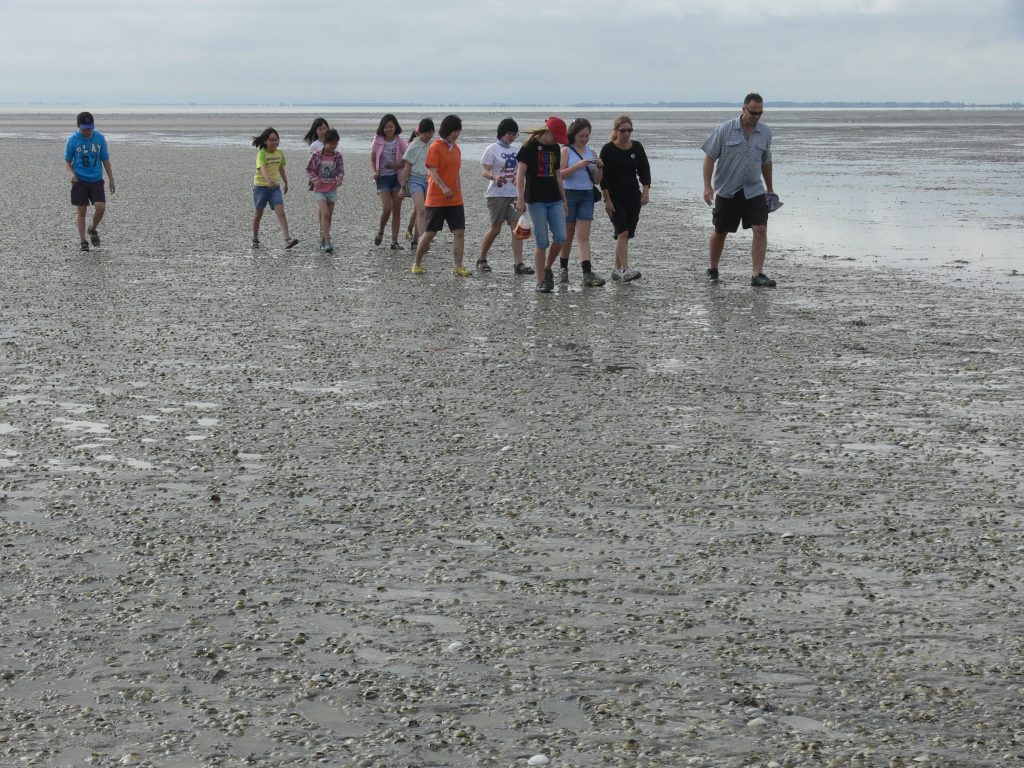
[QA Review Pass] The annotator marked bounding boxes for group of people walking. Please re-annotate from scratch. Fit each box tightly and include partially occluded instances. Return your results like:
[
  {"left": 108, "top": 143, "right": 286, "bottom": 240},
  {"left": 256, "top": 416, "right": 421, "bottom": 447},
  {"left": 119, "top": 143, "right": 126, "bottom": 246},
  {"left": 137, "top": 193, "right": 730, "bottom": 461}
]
[{"left": 63, "top": 94, "right": 779, "bottom": 289}]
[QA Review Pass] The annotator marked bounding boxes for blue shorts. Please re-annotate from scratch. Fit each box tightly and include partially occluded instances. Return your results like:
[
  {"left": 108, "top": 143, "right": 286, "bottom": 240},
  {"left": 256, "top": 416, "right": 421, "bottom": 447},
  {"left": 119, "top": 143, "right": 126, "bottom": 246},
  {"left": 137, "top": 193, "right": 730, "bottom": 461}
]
[
  {"left": 527, "top": 200, "right": 566, "bottom": 250},
  {"left": 407, "top": 175, "right": 428, "bottom": 196},
  {"left": 313, "top": 190, "right": 338, "bottom": 203},
  {"left": 566, "top": 188, "right": 595, "bottom": 223},
  {"left": 376, "top": 174, "right": 401, "bottom": 193},
  {"left": 253, "top": 185, "right": 284, "bottom": 210}
]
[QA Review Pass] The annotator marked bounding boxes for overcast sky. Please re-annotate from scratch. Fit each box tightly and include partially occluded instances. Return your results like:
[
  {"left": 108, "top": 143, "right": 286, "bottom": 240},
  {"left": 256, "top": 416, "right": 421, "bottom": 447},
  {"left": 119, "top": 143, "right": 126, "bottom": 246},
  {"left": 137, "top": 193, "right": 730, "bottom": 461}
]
[{"left": 3, "top": 0, "right": 1021, "bottom": 105}]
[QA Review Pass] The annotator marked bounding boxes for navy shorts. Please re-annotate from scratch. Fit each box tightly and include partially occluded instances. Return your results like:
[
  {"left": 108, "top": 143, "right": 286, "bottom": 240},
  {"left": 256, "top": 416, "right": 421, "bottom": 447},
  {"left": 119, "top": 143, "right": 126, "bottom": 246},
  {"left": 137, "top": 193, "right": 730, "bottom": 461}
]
[
  {"left": 425, "top": 205, "right": 466, "bottom": 233},
  {"left": 253, "top": 185, "right": 284, "bottom": 210},
  {"left": 71, "top": 180, "right": 105, "bottom": 206},
  {"left": 713, "top": 190, "right": 768, "bottom": 233}
]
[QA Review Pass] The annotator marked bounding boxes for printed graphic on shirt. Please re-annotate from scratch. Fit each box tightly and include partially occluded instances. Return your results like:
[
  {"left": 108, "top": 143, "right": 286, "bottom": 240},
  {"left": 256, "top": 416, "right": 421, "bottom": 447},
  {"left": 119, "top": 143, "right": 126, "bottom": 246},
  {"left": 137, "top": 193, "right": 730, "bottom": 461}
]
[
  {"left": 533, "top": 146, "right": 557, "bottom": 178},
  {"left": 498, "top": 150, "right": 517, "bottom": 182}
]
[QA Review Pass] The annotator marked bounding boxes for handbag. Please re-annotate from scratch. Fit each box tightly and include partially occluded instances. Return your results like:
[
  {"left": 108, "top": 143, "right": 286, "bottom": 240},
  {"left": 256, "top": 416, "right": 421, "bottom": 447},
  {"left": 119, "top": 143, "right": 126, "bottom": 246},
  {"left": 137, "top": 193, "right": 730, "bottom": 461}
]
[{"left": 569, "top": 146, "right": 602, "bottom": 203}]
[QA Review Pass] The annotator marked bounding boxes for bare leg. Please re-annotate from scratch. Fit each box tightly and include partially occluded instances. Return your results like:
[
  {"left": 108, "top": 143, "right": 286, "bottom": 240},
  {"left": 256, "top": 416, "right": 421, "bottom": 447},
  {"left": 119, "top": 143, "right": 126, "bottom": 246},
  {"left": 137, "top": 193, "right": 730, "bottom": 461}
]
[
  {"left": 479, "top": 222, "right": 502, "bottom": 262},
  {"left": 510, "top": 228, "right": 524, "bottom": 266},
  {"left": 545, "top": 242, "right": 561, "bottom": 271},
  {"left": 414, "top": 230, "right": 437, "bottom": 266},
  {"left": 453, "top": 229, "right": 465, "bottom": 270},
  {"left": 91, "top": 201, "right": 106, "bottom": 231},
  {"left": 751, "top": 224, "right": 767, "bottom": 276},
  {"left": 564, "top": 222, "right": 576, "bottom": 263},
  {"left": 390, "top": 191, "right": 404, "bottom": 245},
  {"left": 615, "top": 232, "right": 629, "bottom": 271},
  {"left": 76, "top": 206, "right": 88, "bottom": 241},
  {"left": 575, "top": 219, "right": 592, "bottom": 264},
  {"left": 252, "top": 208, "right": 264, "bottom": 239},
  {"left": 413, "top": 193, "right": 426, "bottom": 240},
  {"left": 378, "top": 193, "right": 393, "bottom": 238},
  {"left": 272, "top": 204, "right": 291, "bottom": 241},
  {"left": 709, "top": 230, "right": 727, "bottom": 270}
]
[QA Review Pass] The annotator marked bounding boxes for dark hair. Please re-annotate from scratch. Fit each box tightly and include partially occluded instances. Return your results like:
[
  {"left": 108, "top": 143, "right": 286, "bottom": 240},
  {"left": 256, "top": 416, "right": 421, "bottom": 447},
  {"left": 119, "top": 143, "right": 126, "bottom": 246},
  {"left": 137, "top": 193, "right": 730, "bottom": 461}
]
[
  {"left": 566, "top": 118, "right": 592, "bottom": 144},
  {"left": 417, "top": 117, "right": 435, "bottom": 134},
  {"left": 76, "top": 111, "right": 94, "bottom": 126},
  {"left": 744, "top": 93, "right": 764, "bottom": 106},
  {"left": 323, "top": 129, "right": 340, "bottom": 144},
  {"left": 496, "top": 117, "right": 518, "bottom": 138},
  {"left": 376, "top": 114, "right": 402, "bottom": 136},
  {"left": 438, "top": 114, "right": 462, "bottom": 139},
  {"left": 304, "top": 117, "right": 329, "bottom": 145},
  {"left": 251, "top": 127, "right": 279, "bottom": 149}
]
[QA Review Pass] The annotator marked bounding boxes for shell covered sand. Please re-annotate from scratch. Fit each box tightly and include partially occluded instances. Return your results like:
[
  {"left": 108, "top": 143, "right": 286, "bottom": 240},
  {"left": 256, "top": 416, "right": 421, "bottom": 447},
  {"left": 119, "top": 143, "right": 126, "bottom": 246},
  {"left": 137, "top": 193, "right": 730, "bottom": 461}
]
[{"left": 1, "top": 117, "right": 1023, "bottom": 767}]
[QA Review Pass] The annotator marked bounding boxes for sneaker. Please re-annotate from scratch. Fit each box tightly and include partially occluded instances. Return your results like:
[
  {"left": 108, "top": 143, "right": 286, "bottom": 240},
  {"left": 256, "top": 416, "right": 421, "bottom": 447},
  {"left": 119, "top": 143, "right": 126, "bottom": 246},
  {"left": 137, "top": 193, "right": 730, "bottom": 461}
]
[
  {"left": 751, "top": 273, "right": 777, "bottom": 287},
  {"left": 582, "top": 272, "right": 606, "bottom": 287},
  {"left": 324, "top": 244, "right": 334, "bottom": 253},
  {"left": 80, "top": 240, "right": 90, "bottom": 252},
  {"left": 622, "top": 267, "right": 642, "bottom": 282},
  {"left": 514, "top": 263, "right": 535, "bottom": 276},
  {"left": 453, "top": 266, "right": 473, "bottom": 277},
  {"left": 535, "top": 281, "right": 552, "bottom": 293},
  {"left": 610, "top": 269, "right": 624, "bottom": 281},
  {"left": 390, "top": 242, "right": 404, "bottom": 251},
  {"left": 285, "top": 238, "right": 299, "bottom": 249},
  {"left": 542, "top": 269, "right": 555, "bottom": 292},
  {"left": 476, "top": 260, "right": 492, "bottom": 273},
  {"left": 706, "top": 268, "right": 720, "bottom": 281},
  {"left": 251, "top": 237, "right": 260, "bottom": 249},
  {"left": 374, "top": 230, "right": 384, "bottom": 246},
  {"left": 558, "top": 267, "right": 569, "bottom": 284},
  {"left": 88, "top": 227, "right": 101, "bottom": 246},
  {"left": 411, "top": 263, "right": 426, "bottom": 274}
]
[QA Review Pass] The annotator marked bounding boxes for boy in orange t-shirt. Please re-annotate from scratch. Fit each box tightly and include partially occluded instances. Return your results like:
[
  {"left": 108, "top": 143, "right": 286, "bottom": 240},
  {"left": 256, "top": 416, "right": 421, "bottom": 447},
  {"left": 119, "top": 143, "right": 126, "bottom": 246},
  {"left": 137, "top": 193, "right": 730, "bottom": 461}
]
[{"left": 412, "top": 115, "right": 470, "bottom": 276}]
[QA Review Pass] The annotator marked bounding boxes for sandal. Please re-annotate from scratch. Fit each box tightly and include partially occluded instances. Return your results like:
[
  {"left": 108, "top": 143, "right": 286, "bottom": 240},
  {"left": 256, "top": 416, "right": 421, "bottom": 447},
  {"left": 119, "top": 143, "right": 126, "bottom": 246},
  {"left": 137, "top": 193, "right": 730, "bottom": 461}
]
[
  {"left": 88, "top": 227, "right": 101, "bottom": 246},
  {"left": 285, "top": 238, "right": 299, "bottom": 249},
  {"left": 374, "top": 229, "right": 384, "bottom": 246},
  {"left": 390, "top": 242, "right": 404, "bottom": 250},
  {"left": 475, "top": 260, "right": 492, "bottom": 273}
]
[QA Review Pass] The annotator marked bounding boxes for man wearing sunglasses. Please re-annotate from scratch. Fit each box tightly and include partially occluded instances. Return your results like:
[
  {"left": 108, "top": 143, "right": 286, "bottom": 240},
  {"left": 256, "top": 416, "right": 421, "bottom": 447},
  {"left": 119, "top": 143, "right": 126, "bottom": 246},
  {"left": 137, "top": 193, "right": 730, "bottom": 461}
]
[{"left": 702, "top": 93, "right": 777, "bottom": 287}]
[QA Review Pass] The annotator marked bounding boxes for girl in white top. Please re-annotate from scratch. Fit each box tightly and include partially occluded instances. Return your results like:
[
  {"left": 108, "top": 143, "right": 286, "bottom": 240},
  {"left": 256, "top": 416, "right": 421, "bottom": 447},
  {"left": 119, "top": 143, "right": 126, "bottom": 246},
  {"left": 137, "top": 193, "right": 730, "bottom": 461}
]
[
  {"left": 399, "top": 118, "right": 435, "bottom": 248},
  {"left": 559, "top": 118, "right": 605, "bottom": 287}
]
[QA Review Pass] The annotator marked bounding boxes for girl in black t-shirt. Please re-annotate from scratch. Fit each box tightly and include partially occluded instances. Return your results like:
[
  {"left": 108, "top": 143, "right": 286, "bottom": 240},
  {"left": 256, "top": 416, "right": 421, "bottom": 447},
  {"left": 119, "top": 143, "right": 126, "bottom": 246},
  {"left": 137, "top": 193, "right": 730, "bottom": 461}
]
[{"left": 515, "top": 117, "right": 569, "bottom": 293}]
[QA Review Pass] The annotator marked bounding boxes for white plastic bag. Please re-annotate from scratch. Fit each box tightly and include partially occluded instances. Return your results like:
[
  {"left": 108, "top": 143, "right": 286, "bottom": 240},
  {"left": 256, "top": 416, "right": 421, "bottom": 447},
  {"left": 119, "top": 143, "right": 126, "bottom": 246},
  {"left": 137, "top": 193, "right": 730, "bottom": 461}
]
[{"left": 512, "top": 209, "right": 533, "bottom": 240}]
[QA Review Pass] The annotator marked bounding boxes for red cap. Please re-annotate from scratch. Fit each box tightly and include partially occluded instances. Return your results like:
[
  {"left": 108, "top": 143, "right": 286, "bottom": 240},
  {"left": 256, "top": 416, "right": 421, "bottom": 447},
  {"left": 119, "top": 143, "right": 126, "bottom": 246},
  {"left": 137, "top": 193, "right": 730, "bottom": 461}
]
[{"left": 545, "top": 116, "right": 569, "bottom": 145}]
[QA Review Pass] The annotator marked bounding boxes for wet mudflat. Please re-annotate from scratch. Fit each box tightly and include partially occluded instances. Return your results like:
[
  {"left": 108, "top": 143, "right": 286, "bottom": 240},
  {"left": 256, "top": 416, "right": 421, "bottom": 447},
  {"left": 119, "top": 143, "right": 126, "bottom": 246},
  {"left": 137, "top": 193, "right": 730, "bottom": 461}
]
[{"left": 1, "top": 124, "right": 1023, "bottom": 767}]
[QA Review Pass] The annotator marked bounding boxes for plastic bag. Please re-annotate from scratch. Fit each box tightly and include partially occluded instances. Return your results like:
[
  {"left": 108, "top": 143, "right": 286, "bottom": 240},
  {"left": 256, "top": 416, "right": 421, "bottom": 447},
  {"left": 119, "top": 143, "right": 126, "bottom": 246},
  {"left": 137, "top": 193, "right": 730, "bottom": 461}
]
[{"left": 512, "top": 209, "right": 533, "bottom": 240}]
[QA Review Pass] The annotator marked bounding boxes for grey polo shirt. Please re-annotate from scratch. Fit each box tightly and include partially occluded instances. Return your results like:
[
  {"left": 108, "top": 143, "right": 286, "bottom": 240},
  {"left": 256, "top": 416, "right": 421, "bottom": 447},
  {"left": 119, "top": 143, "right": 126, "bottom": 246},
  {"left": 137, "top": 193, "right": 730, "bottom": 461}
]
[{"left": 702, "top": 116, "right": 772, "bottom": 199}]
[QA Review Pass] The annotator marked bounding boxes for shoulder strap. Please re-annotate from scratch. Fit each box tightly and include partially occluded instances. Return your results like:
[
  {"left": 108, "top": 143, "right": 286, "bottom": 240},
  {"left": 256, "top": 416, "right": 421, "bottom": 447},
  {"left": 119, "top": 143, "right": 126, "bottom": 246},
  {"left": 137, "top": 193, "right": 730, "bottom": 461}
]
[{"left": 568, "top": 145, "right": 595, "bottom": 182}]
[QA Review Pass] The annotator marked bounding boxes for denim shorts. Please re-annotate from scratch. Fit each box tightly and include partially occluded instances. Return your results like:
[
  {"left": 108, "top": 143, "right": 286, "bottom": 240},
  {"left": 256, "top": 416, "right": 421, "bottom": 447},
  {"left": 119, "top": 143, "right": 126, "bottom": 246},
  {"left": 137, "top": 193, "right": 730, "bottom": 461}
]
[
  {"left": 253, "top": 185, "right": 284, "bottom": 210},
  {"left": 527, "top": 200, "right": 566, "bottom": 250},
  {"left": 313, "top": 190, "right": 338, "bottom": 203},
  {"left": 566, "top": 188, "right": 595, "bottom": 223},
  {"left": 376, "top": 174, "right": 401, "bottom": 193},
  {"left": 406, "top": 175, "right": 428, "bottom": 196}
]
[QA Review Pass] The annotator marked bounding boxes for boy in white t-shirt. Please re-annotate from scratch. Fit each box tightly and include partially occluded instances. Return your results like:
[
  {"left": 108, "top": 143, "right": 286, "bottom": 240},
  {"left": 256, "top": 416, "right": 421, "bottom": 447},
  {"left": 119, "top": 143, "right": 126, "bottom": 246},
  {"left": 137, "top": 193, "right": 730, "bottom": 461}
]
[{"left": 478, "top": 118, "right": 532, "bottom": 275}]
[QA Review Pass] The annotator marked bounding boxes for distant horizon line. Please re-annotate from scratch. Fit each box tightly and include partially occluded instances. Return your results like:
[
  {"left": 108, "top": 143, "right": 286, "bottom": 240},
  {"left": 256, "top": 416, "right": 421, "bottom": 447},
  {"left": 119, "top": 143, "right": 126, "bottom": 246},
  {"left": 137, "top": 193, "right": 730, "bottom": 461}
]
[{"left": 2, "top": 100, "right": 1021, "bottom": 110}]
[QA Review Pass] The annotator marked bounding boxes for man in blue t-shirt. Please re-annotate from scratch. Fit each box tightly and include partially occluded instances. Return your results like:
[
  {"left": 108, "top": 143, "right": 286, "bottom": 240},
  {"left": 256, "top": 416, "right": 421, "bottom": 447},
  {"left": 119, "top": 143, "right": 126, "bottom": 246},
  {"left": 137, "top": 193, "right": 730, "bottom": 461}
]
[{"left": 64, "top": 111, "right": 116, "bottom": 252}]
